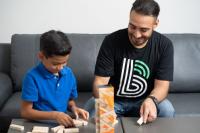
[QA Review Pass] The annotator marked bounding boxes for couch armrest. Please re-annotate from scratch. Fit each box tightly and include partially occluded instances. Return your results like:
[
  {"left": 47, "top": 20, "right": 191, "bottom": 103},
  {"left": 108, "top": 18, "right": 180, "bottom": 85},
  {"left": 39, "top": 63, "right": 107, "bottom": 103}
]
[
  {"left": 0, "top": 43, "right": 11, "bottom": 75},
  {"left": 0, "top": 72, "right": 12, "bottom": 109}
]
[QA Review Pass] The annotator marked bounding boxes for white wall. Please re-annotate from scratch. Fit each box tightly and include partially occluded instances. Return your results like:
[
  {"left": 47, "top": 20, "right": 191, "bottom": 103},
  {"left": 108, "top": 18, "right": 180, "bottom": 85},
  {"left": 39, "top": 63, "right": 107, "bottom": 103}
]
[{"left": 0, "top": 0, "right": 200, "bottom": 43}]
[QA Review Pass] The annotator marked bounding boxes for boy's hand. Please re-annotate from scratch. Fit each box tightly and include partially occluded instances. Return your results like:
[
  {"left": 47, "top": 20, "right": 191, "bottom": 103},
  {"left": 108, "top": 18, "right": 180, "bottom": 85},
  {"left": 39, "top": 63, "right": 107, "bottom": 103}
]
[
  {"left": 54, "top": 112, "right": 75, "bottom": 127},
  {"left": 71, "top": 106, "right": 89, "bottom": 120}
]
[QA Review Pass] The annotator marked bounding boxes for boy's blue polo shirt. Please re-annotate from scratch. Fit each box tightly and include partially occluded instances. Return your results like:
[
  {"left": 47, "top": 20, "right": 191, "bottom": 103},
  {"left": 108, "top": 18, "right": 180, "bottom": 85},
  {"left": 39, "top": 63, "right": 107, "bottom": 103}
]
[{"left": 21, "top": 62, "right": 78, "bottom": 112}]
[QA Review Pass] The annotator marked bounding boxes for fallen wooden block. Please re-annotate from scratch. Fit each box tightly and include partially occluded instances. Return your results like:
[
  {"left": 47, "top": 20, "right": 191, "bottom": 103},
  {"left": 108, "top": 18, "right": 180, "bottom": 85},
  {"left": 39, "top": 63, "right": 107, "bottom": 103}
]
[
  {"left": 57, "top": 127, "right": 64, "bottom": 133},
  {"left": 32, "top": 126, "right": 49, "bottom": 133},
  {"left": 51, "top": 125, "right": 65, "bottom": 133},
  {"left": 64, "top": 127, "right": 79, "bottom": 133},
  {"left": 10, "top": 124, "right": 24, "bottom": 131},
  {"left": 137, "top": 116, "right": 143, "bottom": 126}
]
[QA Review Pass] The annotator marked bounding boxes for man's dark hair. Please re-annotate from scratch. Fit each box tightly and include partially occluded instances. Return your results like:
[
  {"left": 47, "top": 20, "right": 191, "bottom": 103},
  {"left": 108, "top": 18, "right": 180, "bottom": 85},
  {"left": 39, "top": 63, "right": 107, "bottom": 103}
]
[
  {"left": 40, "top": 30, "right": 72, "bottom": 58},
  {"left": 131, "top": 0, "right": 160, "bottom": 18}
]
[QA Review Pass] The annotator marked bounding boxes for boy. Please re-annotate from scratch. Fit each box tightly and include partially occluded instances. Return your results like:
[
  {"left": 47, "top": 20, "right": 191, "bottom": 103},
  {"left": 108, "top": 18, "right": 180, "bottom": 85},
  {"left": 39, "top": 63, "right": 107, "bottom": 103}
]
[{"left": 21, "top": 30, "right": 89, "bottom": 127}]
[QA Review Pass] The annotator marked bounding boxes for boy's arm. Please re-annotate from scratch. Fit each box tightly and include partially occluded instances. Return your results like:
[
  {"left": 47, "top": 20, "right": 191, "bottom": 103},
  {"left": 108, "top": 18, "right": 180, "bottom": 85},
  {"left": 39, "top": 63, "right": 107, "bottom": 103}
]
[
  {"left": 21, "top": 101, "right": 56, "bottom": 120},
  {"left": 68, "top": 99, "right": 78, "bottom": 118},
  {"left": 68, "top": 99, "right": 77, "bottom": 111},
  {"left": 68, "top": 99, "right": 89, "bottom": 120},
  {"left": 20, "top": 101, "right": 74, "bottom": 127}
]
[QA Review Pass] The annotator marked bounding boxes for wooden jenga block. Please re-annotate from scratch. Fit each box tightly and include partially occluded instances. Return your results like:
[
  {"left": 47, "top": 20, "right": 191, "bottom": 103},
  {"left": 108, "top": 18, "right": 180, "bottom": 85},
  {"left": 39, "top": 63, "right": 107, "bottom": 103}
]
[
  {"left": 64, "top": 127, "right": 79, "bottom": 133},
  {"left": 73, "top": 119, "right": 88, "bottom": 127},
  {"left": 57, "top": 127, "right": 64, "bottom": 133},
  {"left": 137, "top": 116, "right": 143, "bottom": 125},
  {"left": 32, "top": 126, "right": 49, "bottom": 133},
  {"left": 95, "top": 98, "right": 100, "bottom": 133},
  {"left": 51, "top": 125, "right": 65, "bottom": 133},
  {"left": 10, "top": 124, "right": 24, "bottom": 131}
]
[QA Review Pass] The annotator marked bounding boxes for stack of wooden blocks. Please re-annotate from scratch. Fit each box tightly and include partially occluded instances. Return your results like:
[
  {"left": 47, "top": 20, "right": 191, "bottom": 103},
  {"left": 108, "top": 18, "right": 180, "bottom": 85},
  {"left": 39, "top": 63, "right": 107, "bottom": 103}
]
[{"left": 95, "top": 85, "right": 115, "bottom": 133}]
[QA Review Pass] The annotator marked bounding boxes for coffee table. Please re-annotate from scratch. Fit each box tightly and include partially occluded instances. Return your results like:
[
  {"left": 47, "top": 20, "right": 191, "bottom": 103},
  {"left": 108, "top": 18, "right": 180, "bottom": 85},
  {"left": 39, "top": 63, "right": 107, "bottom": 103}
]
[
  {"left": 7, "top": 118, "right": 123, "bottom": 133},
  {"left": 121, "top": 117, "right": 200, "bottom": 133}
]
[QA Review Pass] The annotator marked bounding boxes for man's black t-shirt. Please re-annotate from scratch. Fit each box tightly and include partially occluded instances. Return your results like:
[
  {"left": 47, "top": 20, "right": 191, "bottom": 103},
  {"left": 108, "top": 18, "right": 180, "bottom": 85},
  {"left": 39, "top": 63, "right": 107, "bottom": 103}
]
[{"left": 95, "top": 28, "right": 174, "bottom": 100}]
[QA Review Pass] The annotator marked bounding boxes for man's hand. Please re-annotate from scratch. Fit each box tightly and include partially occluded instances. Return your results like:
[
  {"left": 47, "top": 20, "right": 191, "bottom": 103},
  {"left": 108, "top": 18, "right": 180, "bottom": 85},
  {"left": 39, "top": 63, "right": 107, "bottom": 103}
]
[
  {"left": 71, "top": 106, "right": 89, "bottom": 120},
  {"left": 140, "top": 98, "right": 157, "bottom": 123},
  {"left": 54, "top": 112, "right": 75, "bottom": 127}
]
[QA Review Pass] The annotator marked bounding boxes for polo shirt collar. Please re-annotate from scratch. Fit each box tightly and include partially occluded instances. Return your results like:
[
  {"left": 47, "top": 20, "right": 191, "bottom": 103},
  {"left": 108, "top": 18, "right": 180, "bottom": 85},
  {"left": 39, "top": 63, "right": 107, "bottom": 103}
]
[{"left": 38, "top": 62, "right": 67, "bottom": 79}]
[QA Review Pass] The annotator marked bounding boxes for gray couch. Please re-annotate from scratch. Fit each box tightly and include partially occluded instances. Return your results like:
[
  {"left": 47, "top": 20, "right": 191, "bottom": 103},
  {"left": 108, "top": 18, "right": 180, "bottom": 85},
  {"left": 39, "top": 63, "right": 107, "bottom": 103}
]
[{"left": 0, "top": 33, "right": 200, "bottom": 119}]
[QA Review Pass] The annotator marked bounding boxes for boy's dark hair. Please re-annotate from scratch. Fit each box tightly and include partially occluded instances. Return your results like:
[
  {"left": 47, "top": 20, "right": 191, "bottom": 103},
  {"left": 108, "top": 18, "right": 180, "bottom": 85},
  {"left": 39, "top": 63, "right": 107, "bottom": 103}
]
[
  {"left": 40, "top": 30, "right": 72, "bottom": 58},
  {"left": 131, "top": 0, "right": 160, "bottom": 18}
]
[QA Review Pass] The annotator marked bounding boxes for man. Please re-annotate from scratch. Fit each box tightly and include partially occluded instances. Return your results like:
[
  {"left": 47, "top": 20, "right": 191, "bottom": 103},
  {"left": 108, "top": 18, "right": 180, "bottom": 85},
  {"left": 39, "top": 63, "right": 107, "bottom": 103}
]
[{"left": 85, "top": 0, "right": 175, "bottom": 123}]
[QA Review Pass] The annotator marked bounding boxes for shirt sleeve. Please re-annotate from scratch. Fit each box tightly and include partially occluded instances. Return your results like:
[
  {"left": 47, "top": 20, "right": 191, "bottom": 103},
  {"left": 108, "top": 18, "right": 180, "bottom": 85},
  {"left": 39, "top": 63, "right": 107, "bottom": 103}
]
[
  {"left": 95, "top": 35, "right": 115, "bottom": 77},
  {"left": 69, "top": 72, "right": 78, "bottom": 99},
  {"left": 21, "top": 73, "right": 38, "bottom": 102},
  {"left": 155, "top": 39, "right": 174, "bottom": 81}
]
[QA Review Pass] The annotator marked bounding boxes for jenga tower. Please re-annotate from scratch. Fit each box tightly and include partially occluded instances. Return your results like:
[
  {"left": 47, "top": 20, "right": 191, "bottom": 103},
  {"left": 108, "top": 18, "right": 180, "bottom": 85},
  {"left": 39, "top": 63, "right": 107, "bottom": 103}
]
[{"left": 95, "top": 85, "right": 115, "bottom": 133}]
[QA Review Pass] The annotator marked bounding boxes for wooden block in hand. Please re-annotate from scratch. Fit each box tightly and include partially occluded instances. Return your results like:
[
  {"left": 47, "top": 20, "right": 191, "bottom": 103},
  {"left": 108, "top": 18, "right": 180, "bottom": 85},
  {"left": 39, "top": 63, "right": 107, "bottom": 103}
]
[
  {"left": 73, "top": 119, "right": 88, "bottom": 127},
  {"left": 137, "top": 116, "right": 143, "bottom": 125}
]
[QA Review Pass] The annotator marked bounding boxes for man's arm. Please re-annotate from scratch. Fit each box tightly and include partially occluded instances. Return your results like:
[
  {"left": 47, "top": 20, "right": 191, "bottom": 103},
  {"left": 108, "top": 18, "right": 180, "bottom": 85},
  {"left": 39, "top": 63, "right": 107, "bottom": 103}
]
[
  {"left": 150, "top": 79, "right": 170, "bottom": 102},
  {"left": 92, "top": 76, "right": 110, "bottom": 98},
  {"left": 140, "top": 79, "right": 170, "bottom": 123},
  {"left": 20, "top": 101, "right": 74, "bottom": 127}
]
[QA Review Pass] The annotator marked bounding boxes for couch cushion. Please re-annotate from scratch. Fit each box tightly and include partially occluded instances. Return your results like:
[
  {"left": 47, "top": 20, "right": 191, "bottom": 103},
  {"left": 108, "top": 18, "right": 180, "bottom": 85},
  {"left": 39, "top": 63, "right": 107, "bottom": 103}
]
[
  {"left": 74, "top": 92, "right": 92, "bottom": 108},
  {"left": 168, "top": 93, "right": 200, "bottom": 116},
  {"left": 67, "top": 34, "right": 105, "bottom": 92},
  {"left": 0, "top": 92, "right": 21, "bottom": 118},
  {"left": 165, "top": 34, "right": 200, "bottom": 93},
  {"left": 11, "top": 34, "right": 105, "bottom": 92},
  {"left": 11, "top": 34, "right": 40, "bottom": 91},
  {"left": 12, "top": 33, "right": 200, "bottom": 93},
  {"left": 0, "top": 73, "right": 12, "bottom": 109}
]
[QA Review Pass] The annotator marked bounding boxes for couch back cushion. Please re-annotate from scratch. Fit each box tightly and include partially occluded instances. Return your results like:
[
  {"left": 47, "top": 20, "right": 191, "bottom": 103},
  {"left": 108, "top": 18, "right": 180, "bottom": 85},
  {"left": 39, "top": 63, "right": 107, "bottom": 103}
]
[
  {"left": 11, "top": 34, "right": 40, "bottom": 92},
  {"left": 165, "top": 34, "right": 200, "bottom": 93},
  {"left": 11, "top": 34, "right": 105, "bottom": 92},
  {"left": 11, "top": 33, "right": 200, "bottom": 93},
  {"left": 67, "top": 34, "right": 105, "bottom": 92}
]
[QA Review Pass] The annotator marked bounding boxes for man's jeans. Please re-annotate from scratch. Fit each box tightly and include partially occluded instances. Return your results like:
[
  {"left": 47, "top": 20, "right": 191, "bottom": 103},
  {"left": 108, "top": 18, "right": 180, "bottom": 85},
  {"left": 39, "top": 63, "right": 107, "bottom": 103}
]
[{"left": 84, "top": 97, "right": 175, "bottom": 118}]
